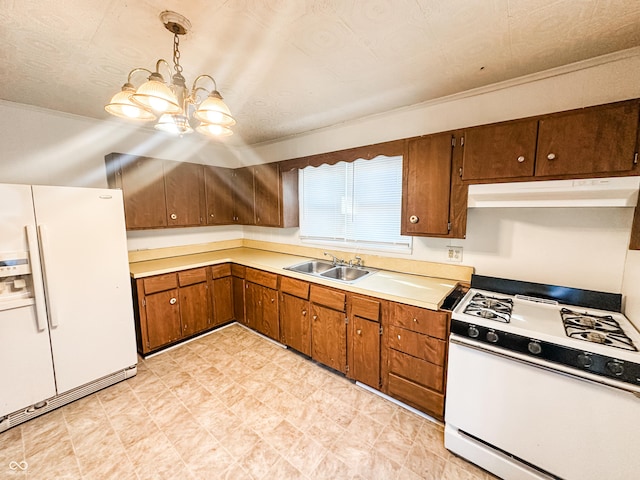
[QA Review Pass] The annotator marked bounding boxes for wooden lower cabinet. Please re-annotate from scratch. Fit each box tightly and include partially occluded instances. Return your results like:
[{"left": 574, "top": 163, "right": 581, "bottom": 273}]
[
  {"left": 279, "top": 277, "right": 311, "bottom": 355},
  {"left": 245, "top": 268, "right": 279, "bottom": 341},
  {"left": 383, "top": 302, "right": 450, "bottom": 420},
  {"left": 310, "top": 285, "right": 347, "bottom": 374},
  {"left": 347, "top": 294, "right": 383, "bottom": 389},
  {"left": 211, "top": 264, "right": 234, "bottom": 326},
  {"left": 134, "top": 267, "right": 217, "bottom": 355}
]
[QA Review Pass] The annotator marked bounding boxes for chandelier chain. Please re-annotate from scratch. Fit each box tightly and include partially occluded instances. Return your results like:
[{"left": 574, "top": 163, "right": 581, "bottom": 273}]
[{"left": 173, "top": 33, "right": 183, "bottom": 75}]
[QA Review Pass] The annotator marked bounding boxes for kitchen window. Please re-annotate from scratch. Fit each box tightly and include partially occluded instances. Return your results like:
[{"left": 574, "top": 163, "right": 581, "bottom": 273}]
[{"left": 299, "top": 155, "right": 411, "bottom": 252}]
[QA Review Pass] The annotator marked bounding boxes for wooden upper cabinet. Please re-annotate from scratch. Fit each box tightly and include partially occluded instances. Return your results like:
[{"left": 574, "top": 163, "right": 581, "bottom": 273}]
[
  {"left": 254, "top": 163, "right": 281, "bottom": 226},
  {"left": 204, "top": 166, "right": 234, "bottom": 225},
  {"left": 108, "top": 154, "right": 167, "bottom": 229},
  {"left": 535, "top": 101, "right": 640, "bottom": 177},
  {"left": 401, "top": 133, "right": 454, "bottom": 236},
  {"left": 232, "top": 167, "right": 255, "bottom": 224},
  {"left": 462, "top": 119, "right": 538, "bottom": 181},
  {"left": 164, "top": 161, "right": 204, "bottom": 227}
]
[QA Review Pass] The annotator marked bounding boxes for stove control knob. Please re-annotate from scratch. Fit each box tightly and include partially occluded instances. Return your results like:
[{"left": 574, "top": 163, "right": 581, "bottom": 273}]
[
  {"left": 577, "top": 353, "right": 592, "bottom": 368},
  {"left": 468, "top": 326, "right": 480, "bottom": 338},
  {"left": 486, "top": 331, "right": 499, "bottom": 343},
  {"left": 607, "top": 361, "right": 624, "bottom": 376},
  {"left": 527, "top": 341, "right": 542, "bottom": 355}
]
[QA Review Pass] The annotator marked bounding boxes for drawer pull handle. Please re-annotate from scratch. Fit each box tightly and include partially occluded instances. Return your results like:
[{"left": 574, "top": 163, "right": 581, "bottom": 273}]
[{"left": 169, "top": 298, "right": 177, "bottom": 305}]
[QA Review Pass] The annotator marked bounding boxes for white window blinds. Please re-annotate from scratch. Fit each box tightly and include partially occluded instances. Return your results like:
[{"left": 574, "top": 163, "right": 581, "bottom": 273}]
[{"left": 299, "top": 155, "right": 411, "bottom": 251}]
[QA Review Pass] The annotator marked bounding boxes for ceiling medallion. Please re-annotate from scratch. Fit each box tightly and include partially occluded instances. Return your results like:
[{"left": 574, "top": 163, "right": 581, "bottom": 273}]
[{"left": 105, "top": 10, "right": 235, "bottom": 138}]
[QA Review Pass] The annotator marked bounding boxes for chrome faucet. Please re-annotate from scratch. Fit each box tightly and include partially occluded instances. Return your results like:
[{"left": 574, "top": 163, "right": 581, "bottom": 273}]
[{"left": 324, "top": 252, "right": 343, "bottom": 265}]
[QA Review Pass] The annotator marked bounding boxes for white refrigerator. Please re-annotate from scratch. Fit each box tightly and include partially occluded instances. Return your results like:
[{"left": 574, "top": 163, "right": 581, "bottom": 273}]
[{"left": 0, "top": 184, "right": 137, "bottom": 431}]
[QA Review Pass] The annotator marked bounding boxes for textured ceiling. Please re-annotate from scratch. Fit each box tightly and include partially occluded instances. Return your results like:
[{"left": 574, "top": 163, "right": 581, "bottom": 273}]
[{"left": 1, "top": 0, "right": 640, "bottom": 146}]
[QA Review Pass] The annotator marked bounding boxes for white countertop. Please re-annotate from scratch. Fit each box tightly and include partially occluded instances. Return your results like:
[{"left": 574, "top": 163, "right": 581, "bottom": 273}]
[{"left": 129, "top": 247, "right": 459, "bottom": 311}]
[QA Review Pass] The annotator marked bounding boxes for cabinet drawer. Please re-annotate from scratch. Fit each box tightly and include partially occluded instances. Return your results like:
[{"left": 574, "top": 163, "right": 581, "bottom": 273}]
[
  {"left": 143, "top": 273, "right": 178, "bottom": 294},
  {"left": 245, "top": 268, "right": 278, "bottom": 289},
  {"left": 231, "top": 264, "right": 245, "bottom": 277},
  {"left": 178, "top": 268, "right": 207, "bottom": 287},
  {"left": 351, "top": 295, "right": 381, "bottom": 322},
  {"left": 310, "top": 285, "right": 346, "bottom": 312},
  {"left": 388, "top": 373, "right": 444, "bottom": 420},
  {"left": 388, "top": 325, "right": 446, "bottom": 366},
  {"left": 280, "top": 276, "right": 310, "bottom": 299},
  {"left": 391, "top": 303, "right": 448, "bottom": 339},
  {"left": 211, "top": 263, "right": 232, "bottom": 279},
  {"left": 388, "top": 349, "right": 444, "bottom": 393}
]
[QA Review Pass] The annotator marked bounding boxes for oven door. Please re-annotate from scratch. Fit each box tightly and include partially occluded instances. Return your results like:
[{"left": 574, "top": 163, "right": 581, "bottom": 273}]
[{"left": 445, "top": 335, "right": 640, "bottom": 480}]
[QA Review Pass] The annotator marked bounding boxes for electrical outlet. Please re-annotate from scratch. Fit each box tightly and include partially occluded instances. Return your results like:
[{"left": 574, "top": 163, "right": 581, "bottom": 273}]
[{"left": 447, "top": 246, "right": 463, "bottom": 262}]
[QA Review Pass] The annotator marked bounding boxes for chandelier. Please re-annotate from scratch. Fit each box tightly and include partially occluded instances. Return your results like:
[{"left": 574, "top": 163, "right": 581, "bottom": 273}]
[{"left": 105, "top": 11, "right": 235, "bottom": 138}]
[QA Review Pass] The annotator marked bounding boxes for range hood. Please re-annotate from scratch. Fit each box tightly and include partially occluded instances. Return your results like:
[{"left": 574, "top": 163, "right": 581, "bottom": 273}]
[{"left": 467, "top": 177, "right": 640, "bottom": 208}]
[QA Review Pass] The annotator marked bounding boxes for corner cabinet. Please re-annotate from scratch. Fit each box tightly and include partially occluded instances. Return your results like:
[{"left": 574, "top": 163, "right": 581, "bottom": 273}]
[
  {"left": 461, "top": 99, "right": 640, "bottom": 182},
  {"left": 401, "top": 132, "right": 467, "bottom": 238}
]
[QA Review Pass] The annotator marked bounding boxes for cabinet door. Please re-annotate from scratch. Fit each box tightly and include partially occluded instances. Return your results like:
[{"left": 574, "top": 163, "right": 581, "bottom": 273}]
[
  {"left": 280, "top": 293, "right": 311, "bottom": 355},
  {"left": 213, "top": 276, "right": 234, "bottom": 326},
  {"left": 259, "top": 287, "right": 279, "bottom": 341},
  {"left": 349, "top": 316, "right": 380, "bottom": 389},
  {"left": 232, "top": 276, "right": 245, "bottom": 324},
  {"left": 535, "top": 101, "right": 640, "bottom": 177},
  {"left": 119, "top": 155, "right": 167, "bottom": 229},
  {"left": 180, "top": 282, "right": 210, "bottom": 337},
  {"left": 144, "top": 289, "right": 181, "bottom": 350},
  {"left": 164, "top": 161, "right": 204, "bottom": 227},
  {"left": 402, "top": 133, "right": 453, "bottom": 236},
  {"left": 311, "top": 304, "right": 347, "bottom": 373},
  {"left": 204, "top": 166, "right": 235, "bottom": 225},
  {"left": 233, "top": 167, "right": 255, "bottom": 224},
  {"left": 462, "top": 119, "right": 537, "bottom": 180},
  {"left": 244, "top": 282, "right": 260, "bottom": 331},
  {"left": 254, "top": 163, "right": 281, "bottom": 226}
]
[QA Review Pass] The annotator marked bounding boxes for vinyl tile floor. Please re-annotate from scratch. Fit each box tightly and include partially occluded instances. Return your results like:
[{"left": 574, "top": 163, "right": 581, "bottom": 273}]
[{"left": 0, "top": 323, "right": 497, "bottom": 479}]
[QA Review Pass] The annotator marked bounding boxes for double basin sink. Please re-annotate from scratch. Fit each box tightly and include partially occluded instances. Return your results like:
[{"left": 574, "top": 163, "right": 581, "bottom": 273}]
[{"left": 284, "top": 260, "right": 376, "bottom": 284}]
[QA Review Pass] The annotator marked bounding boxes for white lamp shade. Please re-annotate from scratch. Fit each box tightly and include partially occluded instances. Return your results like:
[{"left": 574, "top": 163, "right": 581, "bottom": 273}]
[
  {"left": 105, "top": 89, "right": 156, "bottom": 121},
  {"left": 194, "top": 93, "right": 236, "bottom": 126},
  {"left": 155, "top": 113, "right": 194, "bottom": 136},
  {"left": 132, "top": 79, "right": 181, "bottom": 114},
  {"left": 196, "top": 122, "right": 233, "bottom": 138}
]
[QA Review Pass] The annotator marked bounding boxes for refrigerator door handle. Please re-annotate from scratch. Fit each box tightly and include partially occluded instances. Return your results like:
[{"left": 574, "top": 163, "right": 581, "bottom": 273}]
[
  {"left": 37, "top": 224, "right": 58, "bottom": 328},
  {"left": 25, "top": 225, "right": 48, "bottom": 332}
]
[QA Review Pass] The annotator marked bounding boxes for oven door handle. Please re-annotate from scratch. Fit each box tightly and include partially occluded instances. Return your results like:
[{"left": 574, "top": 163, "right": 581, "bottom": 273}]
[{"left": 450, "top": 334, "right": 640, "bottom": 397}]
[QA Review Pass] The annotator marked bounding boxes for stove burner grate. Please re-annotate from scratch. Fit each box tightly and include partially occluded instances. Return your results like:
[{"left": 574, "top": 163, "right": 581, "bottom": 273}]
[
  {"left": 463, "top": 293, "right": 513, "bottom": 323},
  {"left": 561, "top": 308, "right": 637, "bottom": 352}
]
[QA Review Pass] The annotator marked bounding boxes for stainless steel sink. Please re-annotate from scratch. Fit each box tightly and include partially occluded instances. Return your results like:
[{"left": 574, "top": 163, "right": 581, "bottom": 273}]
[
  {"left": 285, "top": 260, "right": 335, "bottom": 275},
  {"left": 284, "top": 260, "right": 375, "bottom": 284}
]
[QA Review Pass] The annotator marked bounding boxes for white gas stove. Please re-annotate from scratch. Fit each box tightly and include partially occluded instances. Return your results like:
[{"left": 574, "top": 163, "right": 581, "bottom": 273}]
[{"left": 445, "top": 275, "right": 640, "bottom": 480}]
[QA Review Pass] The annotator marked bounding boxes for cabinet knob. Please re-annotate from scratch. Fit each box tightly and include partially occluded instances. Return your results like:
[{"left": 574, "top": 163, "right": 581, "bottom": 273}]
[
  {"left": 356, "top": 329, "right": 362, "bottom": 335},
  {"left": 170, "top": 213, "right": 178, "bottom": 220},
  {"left": 169, "top": 297, "right": 177, "bottom": 305},
  {"left": 413, "top": 318, "right": 417, "bottom": 323},
  {"left": 271, "top": 298, "right": 275, "bottom": 303},
  {"left": 409, "top": 215, "right": 419, "bottom": 224},
  {"left": 397, "top": 334, "right": 401, "bottom": 340},
  {"left": 547, "top": 153, "right": 556, "bottom": 160},
  {"left": 210, "top": 214, "right": 215, "bottom": 217},
  {"left": 517, "top": 155, "right": 525, "bottom": 163},
  {"left": 313, "top": 315, "right": 318, "bottom": 320},
  {"left": 302, "top": 310, "right": 307, "bottom": 316}
]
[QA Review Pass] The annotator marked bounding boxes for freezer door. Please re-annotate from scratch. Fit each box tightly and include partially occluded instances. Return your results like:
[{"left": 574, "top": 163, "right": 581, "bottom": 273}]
[{"left": 32, "top": 186, "right": 137, "bottom": 393}]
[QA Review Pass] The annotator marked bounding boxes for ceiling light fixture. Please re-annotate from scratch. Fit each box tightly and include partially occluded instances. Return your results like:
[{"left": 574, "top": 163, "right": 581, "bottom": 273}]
[{"left": 105, "top": 11, "right": 235, "bottom": 138}]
